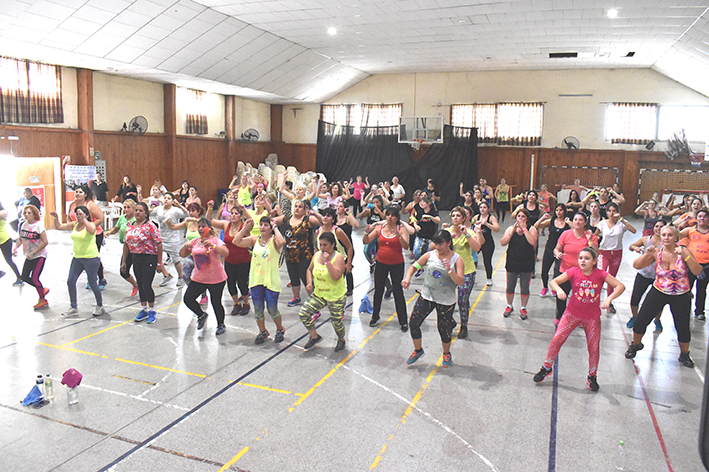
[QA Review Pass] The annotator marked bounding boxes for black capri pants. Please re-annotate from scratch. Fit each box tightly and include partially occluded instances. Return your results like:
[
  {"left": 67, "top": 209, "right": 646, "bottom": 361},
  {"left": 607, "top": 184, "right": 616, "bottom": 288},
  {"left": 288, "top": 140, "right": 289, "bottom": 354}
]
[
  {"left": 634, "top": 287, "right": 692, "bottom": 343},
  {"left": 225, "top": 260, "right": 250, "bottom": 298}
]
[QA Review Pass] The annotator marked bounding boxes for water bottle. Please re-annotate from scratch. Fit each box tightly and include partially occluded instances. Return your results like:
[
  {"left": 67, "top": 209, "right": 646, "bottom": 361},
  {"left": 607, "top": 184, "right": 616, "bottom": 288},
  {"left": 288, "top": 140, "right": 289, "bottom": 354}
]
[
  {"left": 615, "top": 440, "right": 625, "bottom": 470},
  {"left": 36, "top": 374, "right": 44, "bottom": 388},
  {"left": 44, "top": 374, "right": 54, "bottom": 401},
  {"left": 67, "top": 386, "right": 79, "bottom": 405}
]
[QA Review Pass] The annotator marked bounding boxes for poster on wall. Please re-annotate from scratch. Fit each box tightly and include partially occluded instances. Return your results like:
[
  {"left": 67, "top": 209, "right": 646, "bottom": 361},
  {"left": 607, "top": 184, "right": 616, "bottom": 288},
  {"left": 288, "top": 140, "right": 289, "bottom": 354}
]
[{"left": 64, "top": 165, "right": 96, "bottom": 185}]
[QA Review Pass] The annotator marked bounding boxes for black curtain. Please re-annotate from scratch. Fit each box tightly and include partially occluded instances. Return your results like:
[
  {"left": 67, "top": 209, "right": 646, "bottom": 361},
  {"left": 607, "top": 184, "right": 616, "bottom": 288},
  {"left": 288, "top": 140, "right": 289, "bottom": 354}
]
[{"left": 316, "top": 121, "right": 478, "bottom": 211}]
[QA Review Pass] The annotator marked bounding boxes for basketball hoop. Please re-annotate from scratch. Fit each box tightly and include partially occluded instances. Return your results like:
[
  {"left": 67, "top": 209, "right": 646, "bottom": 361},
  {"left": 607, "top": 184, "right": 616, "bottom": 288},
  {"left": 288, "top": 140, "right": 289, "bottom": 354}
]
[{"left": 410, "top": 139, "right": 424, "bottom": 151}]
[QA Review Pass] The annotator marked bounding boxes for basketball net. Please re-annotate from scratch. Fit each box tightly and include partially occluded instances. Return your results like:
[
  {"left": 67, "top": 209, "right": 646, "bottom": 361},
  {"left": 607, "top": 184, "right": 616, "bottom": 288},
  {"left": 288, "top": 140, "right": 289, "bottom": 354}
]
[{"left": 410, "top": 139, "right": 424, "bottom": 151}]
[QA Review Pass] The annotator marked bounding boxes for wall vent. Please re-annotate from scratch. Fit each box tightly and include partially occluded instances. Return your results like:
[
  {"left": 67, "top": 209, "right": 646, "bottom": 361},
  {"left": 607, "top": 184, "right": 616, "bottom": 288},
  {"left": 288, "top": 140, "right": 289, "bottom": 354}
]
[{"left": 549, "top": 52, "right": 578, "bottom": 58}]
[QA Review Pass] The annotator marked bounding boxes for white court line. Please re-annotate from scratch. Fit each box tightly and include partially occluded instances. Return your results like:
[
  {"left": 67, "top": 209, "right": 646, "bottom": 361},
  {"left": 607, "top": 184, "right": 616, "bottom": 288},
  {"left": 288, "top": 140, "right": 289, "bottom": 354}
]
[{"left": 78, "top": 382, "right": 190, "bottom": 411}]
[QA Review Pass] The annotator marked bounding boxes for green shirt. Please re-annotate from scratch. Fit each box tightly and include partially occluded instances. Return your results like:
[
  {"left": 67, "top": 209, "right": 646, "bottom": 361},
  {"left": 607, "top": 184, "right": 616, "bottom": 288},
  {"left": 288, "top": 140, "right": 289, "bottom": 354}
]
[
  {"left": 71, "top": 225, "right": 99, "bottom": 258},
  {"left": 452, "top": 230, "right": 477, "bottom": 275},
  {"left": 115, "top": 215, "right": 136, "bottom": 243}
]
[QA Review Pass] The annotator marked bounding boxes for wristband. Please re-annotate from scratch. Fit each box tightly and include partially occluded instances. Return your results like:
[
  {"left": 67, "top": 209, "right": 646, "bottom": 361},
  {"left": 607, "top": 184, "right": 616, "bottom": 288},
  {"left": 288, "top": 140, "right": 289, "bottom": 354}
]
[
  {"left": 413, "top": 261, "right": 422, "bottom": 271},
  {"left": 685, "top": 255, "right": 692, "bottom": 261}
]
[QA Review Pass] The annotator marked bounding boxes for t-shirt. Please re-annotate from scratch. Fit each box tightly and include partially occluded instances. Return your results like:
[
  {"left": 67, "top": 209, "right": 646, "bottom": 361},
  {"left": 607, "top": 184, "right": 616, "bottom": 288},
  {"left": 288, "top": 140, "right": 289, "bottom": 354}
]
[
  {"left": 90, "top": 181, "right": 109, "bottom": 202},
  {"left": 190, "top": 237, "right": 228, "bottom": 284},
  {"left": 565, "top": 267, "right": 608, "bottom": 320},
  {"left": 125, "top": 220, "right": 162, "bottom": 255},
  {"left": 353, "top": 182, "right": 366, "bottom": 200},
  {"left": 414, "top": 205, "right": 439, "bottom": 239},
  {"left": 115, "top": 215, "right": 136, "bottom": 244},
  {"left": 19, "top": 221, "right": 47, "bottom": 259},
  {"left": 391, "top": 184, "right": 405, "bottom": 202},
  {"left": 686, "top": 228, "right": 709, "bottom": 264},
  {"left": 557, "top": 229, "right": 599, "bottom": 272},
  {"left": 151, "top": 206, "right": 186, "bottom": 245},
  {"left": 598, "top": 219, "right": 628, "bottom": 251}
]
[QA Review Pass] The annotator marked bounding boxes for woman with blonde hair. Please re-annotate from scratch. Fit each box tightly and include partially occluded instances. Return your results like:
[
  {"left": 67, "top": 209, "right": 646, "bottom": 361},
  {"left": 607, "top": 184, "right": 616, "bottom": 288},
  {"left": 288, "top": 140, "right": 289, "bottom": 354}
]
[{"left": 106, "top": 199, "right": 139, "bottom": 296}]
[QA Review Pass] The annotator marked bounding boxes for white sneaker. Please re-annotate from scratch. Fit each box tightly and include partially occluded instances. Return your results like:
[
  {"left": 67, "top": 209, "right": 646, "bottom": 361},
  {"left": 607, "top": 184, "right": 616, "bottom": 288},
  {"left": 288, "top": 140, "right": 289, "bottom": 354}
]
[
  {"left": 486, "top": 279, "right": 493, "bottom": 286},
  {"left": 176, "top": 278, "right": 185, "bottom": 288},
  {"left": 93, "top": 305, "right": 107, "bottom": 317},
  {"left": 159, "top": 275, "right": 173, "bottom": 287},
  {"left": 62, "top": 307, "right": 79, "bottom": 317}
]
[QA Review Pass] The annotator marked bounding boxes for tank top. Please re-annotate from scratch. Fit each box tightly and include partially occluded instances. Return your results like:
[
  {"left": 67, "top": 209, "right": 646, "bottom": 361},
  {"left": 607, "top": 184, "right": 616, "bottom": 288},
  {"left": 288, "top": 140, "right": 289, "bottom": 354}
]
[
  {"left": 653, "top": 248, "right": 690, "bottom": 295},
  {"left": 421, "top": 251, "right": 460, "bottom": 306},
  {"left": 686, "top": 228, "right": 709, "bottom": 264},
  {"left": 643, "top": 211, "right": 661, "bottom": 236},
  {"left": 312, "top": 251, "right": 346, "bottom": 301},
  {"left": 71, "top": 225, "right": 99, "bottom": 258},
  {"left": 376, "top": 226, "right": 404, "bottom": 265},
  {"left": 367, "top": 209, "right": 384, "bottom": 225},
  {"left": 249, "top": 236, "right": 281, "bottom": 291},
  {"left": 284, "top": 217, "right": 313, "bottom": 263},
  {"left": 452, "top": 230, "right": 476, "bottom": 275},
  {"left": 317, "top": 226, "right": 347, "bottom": 257},
  {"left": 0, "top": 217, "right": 10, "bottom": 245},
  {"left": 224, "top": 222, "right": 252, "bottom": 265},
  {"left": 186, "top": 224, "right": 199, "bottom": 241},
  {"left": 496, "top": 185, "right": 509, "bottom": 202},
  {"left": 248, "top": 208, "right": 269, "bottom": 237},
  {"left": 526, "top": 203, "right": 540, "bottom": 224},
  {"left": 476, "top": 214, "right": 494, "bottom": 248},
  {"left": 545, "top": 220, "right": 570, "bottom": 250},
  {"left": 637, "top": 237, "right": 660, "bottom": 279},
  {"left": 505, "top": 230, "right": 535, "bottom": 273},
  {"left": 237, "top": 186, "right": 252, "bottom": 206}
]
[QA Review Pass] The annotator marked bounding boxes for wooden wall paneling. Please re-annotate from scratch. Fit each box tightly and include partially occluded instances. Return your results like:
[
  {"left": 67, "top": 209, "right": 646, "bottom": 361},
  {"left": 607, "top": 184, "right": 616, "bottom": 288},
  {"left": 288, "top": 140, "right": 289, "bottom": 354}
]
[
  {"left": 271, "top": 105, "right": 283, "bottom": 143},
  {"left": 274, "top": 143, "right": 317, "bottom": 172},
  {"left": 0, "top": 125, "right": 83, "bottom": 158},
  {"left": 478, "top": 147, "right": 532, "bottom": 197},
  {"left": 174, "top": 136, "right": 231, "bottom": 201}
]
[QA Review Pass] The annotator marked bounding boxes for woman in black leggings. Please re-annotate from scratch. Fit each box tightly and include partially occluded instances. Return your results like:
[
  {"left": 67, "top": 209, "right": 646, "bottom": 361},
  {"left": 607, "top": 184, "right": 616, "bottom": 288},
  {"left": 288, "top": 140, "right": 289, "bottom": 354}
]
[
  {"left": 535, "top": 204, "right": 569, "bottom": 298},
  {"left": 471, "top": 201, "right": 499, "bottom": 286},
  {"left": 0, "top": 201, "right": 22, "bottom": 285}
]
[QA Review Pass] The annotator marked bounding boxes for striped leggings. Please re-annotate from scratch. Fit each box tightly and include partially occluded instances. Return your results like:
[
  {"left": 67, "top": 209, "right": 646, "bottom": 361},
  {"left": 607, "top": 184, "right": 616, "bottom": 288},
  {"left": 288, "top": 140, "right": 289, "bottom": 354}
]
[
  {"left": 22, "top": 256, "right": 46, "bottom": 298},
  {"left": 543, "top": 312, "right": 601, "bottom": 376}
]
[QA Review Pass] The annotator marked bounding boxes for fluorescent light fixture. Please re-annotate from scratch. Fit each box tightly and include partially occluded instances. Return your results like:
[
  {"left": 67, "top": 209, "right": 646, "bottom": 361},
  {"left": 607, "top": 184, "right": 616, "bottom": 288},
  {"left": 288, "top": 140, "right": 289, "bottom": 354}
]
[
  {"left": 328, "top": 27, "right": 337, "bottom": 35},
  {"left": 607, "top": 9, "right": 618, "bottom": 18}
]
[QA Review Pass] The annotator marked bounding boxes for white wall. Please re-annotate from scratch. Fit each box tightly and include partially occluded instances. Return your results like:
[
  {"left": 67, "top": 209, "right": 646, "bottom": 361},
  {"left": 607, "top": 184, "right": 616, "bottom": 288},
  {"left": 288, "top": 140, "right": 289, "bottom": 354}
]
[
  {"left": 282, "top": 69, "right": 709, "bottom": 148},
  {"left": 235, "top": 98, "right": 270, "bottom": 141},
  {"left": 93, "top": 72, "right": 164, "bottom": 133},
  {"left": 176, "top": 89, "right": 225, "bottom": 137},
  {"left": 282, "top": 104, "right": 320, "bottom": 143}
]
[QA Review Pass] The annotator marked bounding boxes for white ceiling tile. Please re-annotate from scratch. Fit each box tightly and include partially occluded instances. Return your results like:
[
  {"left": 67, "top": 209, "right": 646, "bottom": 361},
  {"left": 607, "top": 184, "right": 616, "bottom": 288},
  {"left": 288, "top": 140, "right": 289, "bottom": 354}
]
[
  {"left": 86, "top": 0, "right": 133, "bottom": 14},
  {"left": 28, "top": 0, "right": 75, "bottom": 22},
  {"left": 72, "top": 4, "right": 118, "bottom": 24},
  {"left": 59, "top": 17, "right": 104, "bottom": 36},
  {"left": 15, "top": 12, "right": 62, "bottom": 32},
  {"left": 135, "top": 24, "right": 173, "bottom": 40},
  {"left": 149, "top": 14, "right": 187, "bottom": 30},
  {"left": 105, "top": 44, "right": 148, "bottom": 62},
  {"left": 114, "top": 10, "right": 154, "bottom": 28},
  {"left": 128, "top": 0, "right": 170, "bottom": 17}
]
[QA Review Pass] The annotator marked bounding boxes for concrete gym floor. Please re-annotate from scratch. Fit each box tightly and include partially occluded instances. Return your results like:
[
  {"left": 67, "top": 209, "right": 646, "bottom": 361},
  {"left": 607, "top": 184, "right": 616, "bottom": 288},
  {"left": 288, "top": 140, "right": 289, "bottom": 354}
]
[{"left": 0, "top": 216, "right": 707, "bottom": 471}]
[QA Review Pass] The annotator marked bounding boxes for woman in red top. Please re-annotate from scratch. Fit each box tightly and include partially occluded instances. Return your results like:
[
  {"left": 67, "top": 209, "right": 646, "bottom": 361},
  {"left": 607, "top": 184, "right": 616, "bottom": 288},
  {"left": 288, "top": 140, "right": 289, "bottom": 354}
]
[{"left": 363, "top": 205, "right": 410, "bottom": 330}]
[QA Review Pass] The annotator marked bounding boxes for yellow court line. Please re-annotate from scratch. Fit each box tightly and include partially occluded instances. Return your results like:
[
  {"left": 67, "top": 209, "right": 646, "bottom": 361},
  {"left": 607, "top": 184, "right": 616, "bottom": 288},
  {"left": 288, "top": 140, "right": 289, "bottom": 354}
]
[
  {"left": 159, "top": 300, "right": 183, "bottom": 312},
  {"left": 60, "top": 320, "right": 133, "bottom": 347},
  {"left": 114, "top": 358, "right": 209, "bottom": 378},
  {"left": 37, "top": 342, "right": 106, "bottom": 358},
  {"left": 218, "top": 446, "right": 249, "bottom": 472},
  {"left": 236, "top": 382, "right": 293, "bottom": 395}
]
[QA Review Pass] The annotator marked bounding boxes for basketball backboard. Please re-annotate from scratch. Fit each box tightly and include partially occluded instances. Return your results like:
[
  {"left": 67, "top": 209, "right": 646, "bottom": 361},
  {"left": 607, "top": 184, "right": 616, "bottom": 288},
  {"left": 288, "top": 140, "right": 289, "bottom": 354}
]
[{"left": 398, "top": 116, "right": 444, "bottom": 144}]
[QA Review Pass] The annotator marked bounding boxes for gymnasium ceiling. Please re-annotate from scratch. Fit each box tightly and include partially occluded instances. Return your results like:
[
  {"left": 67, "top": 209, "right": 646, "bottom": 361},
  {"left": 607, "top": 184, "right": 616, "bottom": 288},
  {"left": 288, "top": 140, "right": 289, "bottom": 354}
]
[{"left": 1, "top": 0, "right": 708, "bottom": 103}]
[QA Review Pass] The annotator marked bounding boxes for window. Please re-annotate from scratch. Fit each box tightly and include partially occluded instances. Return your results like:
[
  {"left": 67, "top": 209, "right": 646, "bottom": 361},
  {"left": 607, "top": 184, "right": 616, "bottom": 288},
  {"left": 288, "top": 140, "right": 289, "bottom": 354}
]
[
  {"left": 320, "top": 103, "right": 401, "bottom": 135},
  {"left": 605, "top": 102, "right": 657, "bottom": 144},
  {"left": 658, "top": 105, "right": 709, "bottom": 142},
  {"left": 451, "top": 102, "right": 543, "bottom": 146},
  {"left": 0, "top": 56, "right": 63, "bottom": 124},
  {"left": 179, "top": 87, "right": 208, "bottom": 135}
]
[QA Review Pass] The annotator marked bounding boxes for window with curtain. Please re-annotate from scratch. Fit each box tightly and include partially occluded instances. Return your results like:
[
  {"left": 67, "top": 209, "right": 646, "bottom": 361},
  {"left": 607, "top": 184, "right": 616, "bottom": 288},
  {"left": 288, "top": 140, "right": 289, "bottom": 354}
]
[
  {"left": 605, "top": 102, "right": 657, "bottom": 144},
  {"left": 451, "top": 102, "right": 543, "bottom": 145},
  {"left": 180, "top": 88, "right": 208, "bottom": 135},
  {"left": 0, "top": 56, "right": 63, "bottom": 124},
  {"left": 320, "top": 103, "right": 401, "bottom": 135}
]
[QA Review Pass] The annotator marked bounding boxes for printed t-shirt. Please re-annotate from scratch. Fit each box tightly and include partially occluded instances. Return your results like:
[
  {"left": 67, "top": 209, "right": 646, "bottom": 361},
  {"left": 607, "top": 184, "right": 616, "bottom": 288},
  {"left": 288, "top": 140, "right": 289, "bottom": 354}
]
[
  {"left": 19, "top": 221, "right": 47, "bottom": 259},
  {"left": 565, "top": 267, "right": 608, "bottom": 320},
  {"left": 190, "top": 237, "right": 228, "bottom": 284},
  {"left": 125, "top": 220, "right": 162, "bottom": 255}
]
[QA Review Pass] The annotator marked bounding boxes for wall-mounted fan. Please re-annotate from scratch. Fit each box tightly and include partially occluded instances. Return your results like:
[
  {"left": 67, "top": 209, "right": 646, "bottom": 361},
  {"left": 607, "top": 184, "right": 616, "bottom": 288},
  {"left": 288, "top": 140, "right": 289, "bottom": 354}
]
[
  {"left": 241, "top": 128, "right": 259, "bottom": 141},
  {"left": 128, "top": 116, "right": 148, "bottom": 135},
  {"left": 562, "top": 136, "right": 579, "bottom": 150}
]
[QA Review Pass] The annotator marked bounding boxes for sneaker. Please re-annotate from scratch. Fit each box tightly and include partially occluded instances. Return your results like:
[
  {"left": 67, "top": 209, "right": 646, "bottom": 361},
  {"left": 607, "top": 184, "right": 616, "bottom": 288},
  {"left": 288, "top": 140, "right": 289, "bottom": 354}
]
[
  {"left": 12, "top": 278, "right": 23, "bottom": 287},
  {"left": 312, "top": 311, "right": 321, "bottom": 321},
  {"left": 61, "top": 307, "right": 79, "bottom": 317},
  {"left": 384, "top": 288, "right": 393, "bottom": 299},
  {"left": 134, "top": 309, "right": 148, "bottom": 322},
  {"left": 520, "top": 308, "right": 528, "bottom": 320},
  {"left": 231, "top": 303, "right": 242, "bottom": 316},
  {"left": 553, "top": 317, "right": 560, "bottom": 326},
  {"left": 199, "top": 295, "right": 208, "bottom": 305},
  {"left": 400, "top": 324, "right": 408, "bottom": 333},
  {"left": 679, "top": 351, "right": 695, "bottom": 368},
  {"left": 654, "top": 319, "right": 663, "bottom": 332},
  {"left": 130, "top": 286, "right": 139, "bottom": 297},
  {"left": 239, "top": 303, "right": 251, "bottom": 316},
  {"left": 442, "top": 352, "right": 452, "bottom": 368},
  {"left": 147, "top": 310, "right": 156, "bottom": 324},
  {"left": 345, "top": 290, "right": 353, "bottom": 296},
  {"left": 216, "top": 324, "right": 226, "bottom": 335},
  {"left": 626, "top": 317, "right": 635, "bottom": 329},
  {"left": 274, "top": 328, "right": 285, "bottom": 343},
  {"left": 287, "top": 282, "right": 292, "bottom": 287},
  {"left": 696, "top": 313, "right": 706, "bottom": 321},
  {"left": 0, "top": 270, "right": 5, "bottom": 279},
  {"left": 458, "top": 325, "right": 468, "bottom": 339},
  {"left": 407, "top": 349, "right": 425, "bottom": 365},
  {"left": 43, "top": 287, "right": 50, "bottom": 297},
  {"left": 197, "top": 312, "right": 207, "bottom": 329},
  {"left": 176, "top": 278, "right": 185, "bottom": 288},
  {"left": 255, "top": 330, "right": 270, "bottom": 344},
  {"left": 34, "top": 299, "right": 49, "bottom": 310},
  {"left": 159, "top": 275, "right": 173, "bottom": 287},
  {"left": 587, "top": 375, "right": 600, "bottom": 392},
  {"left": 503, "top": 306, "right": 513, "bottom": 318},
  {"left": 93, "top": 305, "right": 107, "bottom": 317},
  {"left": 550, "top": 290, "right": 556, "bottom": 298},
  {"left": 369, "top": 316, "right": 380, "bottom": 327},
  {"left": 85, "top": 282, "right": 90, "bottom": 290},
  {"left": 304, "top": 334, "right": 322, "bottom": 350},
  {"left": 335, "top": 338, "right": 346, "bottom": 352},
  {"left": 540, "top": 288, "right": 549, "bottom": 297},
  {"left": 533, "top": 366, "right": 553, "bottom": 383},
  {"left": 99, "top": 279, "right": 107, "bottom": 291},
  {"left": 608, "top": 303, "right": 616, "bottom": 314},
  {"left": 287, "top": 297, "right": 301, "bottom": 307},
  {"left": 486, "top": 279, "right": 493, "bottom": 286},
  {"left": 625, "top": 342, "right": 644, "bottom": 359}
]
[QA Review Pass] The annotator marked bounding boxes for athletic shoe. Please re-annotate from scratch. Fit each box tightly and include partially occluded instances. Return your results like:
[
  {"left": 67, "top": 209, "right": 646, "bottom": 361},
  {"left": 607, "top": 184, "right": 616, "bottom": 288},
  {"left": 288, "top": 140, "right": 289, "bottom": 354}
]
[
  {"left": 85, "top": 282, "right": 90, "bottom": 290},
  {"left": 550, "top": 290, "right": 556, "bottom": 297},
  {"left": 197, "top": 312, "right": 208, "bottom": 329},
  {"left": 312, "top": 311, "right": 321, "bottom": 321},
  {"left": 625, "top": 342, "right": 644, "bottom": 359},
  {"left": 130, "top": 286, "right": 139, "bottom": 297},
  {"left": 216, "top": 324, "right": 226, "bottom": 335},
  {"left": 626, "top": 317, "right": 635, "bottom": 329},
  {"left": 93, "top": 305, "right": 107, "bottom": 317},
  {"left": 287, "top": 297, "right": 301, "bottom": 307},
  {"left": 99, "top": 279, "right": 107, "bottom": 291},
  {"left": 61, "top": 307, "right": 79, "bottom": 317},
  {"left": 199, "top": 295, "right": 208, "bottom": 305},
  {"left": 540, "top": 288, "right": 549, "bottom": 297},
  {"left": 679, "top": 351, "right": 695, "bottom": 368},
  {"left": 587, "top": 375, "right": 600, "bottom": 392},
  {"left": 159, "top": 275, "right": 173, "bottom": 287},
  {"left": 335, "top": 338, "right": 346, "bottom": 352},
  {"left": 255, "top": 330, "right": 270, "bottom": 344},
  {"left": 533, "top": 366, "right": 553, "bottom": 383},
  {"left": 176, "top": 278, "right": 185, "bottom": 288},
  {"left": 345, "top": 290, "right": 353, "bottom": 296},
  {"left": 486, "top": 279, "right": 493, "bottom": 286},
  {"left": 12, "top": 278, "right": 23, "bottom": 287},
  {"left": 400, "top": 324, "right": 408, "bottom": 333},
  {"left": 43, "top": 287, "right": 50, "bottom": 297},
  {"left": 274, "top": 328, "right": 285, "bottom": 343},
  {"left": 654, "top": 319, "right": 663, "bottom": 332},
  {"left": 407, "top": 349, "right": 425, "bottom": 365},
  {"left": 239, "top": 303, "right": 250, "bottom": 316},
  {"left": 147, "top": 310, "right": 156, "bottom": 324},
  {"left": 520, "top": 308, "right": 528, "bottom": 320},
  {"left": 553, "top": 317, "right": 560, "bottom": 326},
  {"left": 304, "top": 334, "right": 322, "bottom": 349},
  {"left": 608, "top": 303, "right": 616, "bottom": 314},
  {"left": 696, "top": 313, "right": 706, "bottom": 321},
  {"left": 134, "top": 310, "right": 148, "bottom": 322},
  {"left": 287, "top": 282, "right": 292, "bottom": 288},
  {"left": 442, "top": 352, "right": 452, "bottom": 368},
  {"left": 458, "top": 325, "right": 468, "bottom": 339},
  {"left": 231, "top": 303, "right": 242, "bottom": 316},
  {"left": 0, "top": 270, "right": 5, "bottom": 279},
  {"left": 503, "top": 306, "right": 513, "bottom": 318},
  {"left": 369, "top": 316, "right": 380, "bottom": 327},
  {"left": 33, "top": 299, "right": 49, "bottom": 310}
]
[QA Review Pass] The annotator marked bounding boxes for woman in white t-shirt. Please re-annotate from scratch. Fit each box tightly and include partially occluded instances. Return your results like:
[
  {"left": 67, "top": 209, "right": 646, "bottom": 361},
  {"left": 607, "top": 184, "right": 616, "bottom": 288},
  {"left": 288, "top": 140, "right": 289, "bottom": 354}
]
[
  {"left": 596, "top": 202, "right": 636, "bottom": 314},
  {"left": 13, "top": 205, "right": 49, "bottom": 309}
]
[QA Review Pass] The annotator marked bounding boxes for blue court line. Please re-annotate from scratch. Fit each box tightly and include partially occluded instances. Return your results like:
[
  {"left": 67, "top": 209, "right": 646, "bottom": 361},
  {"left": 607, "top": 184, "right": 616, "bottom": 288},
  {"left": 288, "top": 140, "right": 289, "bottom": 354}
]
[{"left": 548, "top": 356, "right": 559, "bottom": 472}]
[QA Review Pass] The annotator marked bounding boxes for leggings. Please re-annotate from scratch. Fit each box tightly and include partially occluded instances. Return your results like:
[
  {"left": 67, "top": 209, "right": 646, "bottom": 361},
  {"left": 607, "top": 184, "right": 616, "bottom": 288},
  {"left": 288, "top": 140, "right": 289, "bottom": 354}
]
[
  {"left": 372, "top": 261, "right": 407, "bottom": 326},
  {"left": 495, "top": 199, "right": 507, "bottom": 222},
  {"left": 68, "top": 257, "right": 102, "bottom": 309},
  {"left": 506, "top": 271, "right": 532, "bottom": 296},
  {"left": 299, "top": 293, "right": 346, "bottom": 338},
  {"left": 184, "top": 280, "right": 226, "bottom": 325},
  {"left": 598, "top": 249, "right": 622, "bottom": 297},
  {"left": 457, "top": 272, "right": 476, "bottom": 326},
  {"left": 348, "top": 197, "right": 362, "bottom": 216},
  {"left": 22, "top": 257, "right": 46, "bottom": 298},
  {"left": 544, "top": 312, "right": 601, "bottom": 376},
  {"left": 480, "top": 242, "right": 494, "bottom": 280},
  {"left": 286, "top": 258, "right": 310, "bottom": 288},
  {"left": 132, "top": 253, "right": 157, "bottom": 303},
  {"left": 95, "top": 232, "right": 105, "bottom": 281},
  {"left": 540, "top": 247, "right": 556, "bottom": 289},
  {"left": 634, "top": 288, "right": 691, "bottom": 343},
  {"left": 689, "top": 264, "right": 709, "bottom": 317},
  {"left": 0, "top": 238, "right": 21, "bottom": 279},
  {"left": 554, "top": 268, "right": 571, "bottom": 320},
  {"left": 630, "top": 273, "right": 655, "bottom": 308},
  {"left": 250, "top": 285, "right": 280, "bottom": 322},
  {"left": 224, "top": 260, "right": 250, "bottom": 298},
  {"left": 409, "top": 296, "right": 457, "bottom": 344},
  {"left": 120, "top": 252, "right": 133, "bottom": 280}
]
